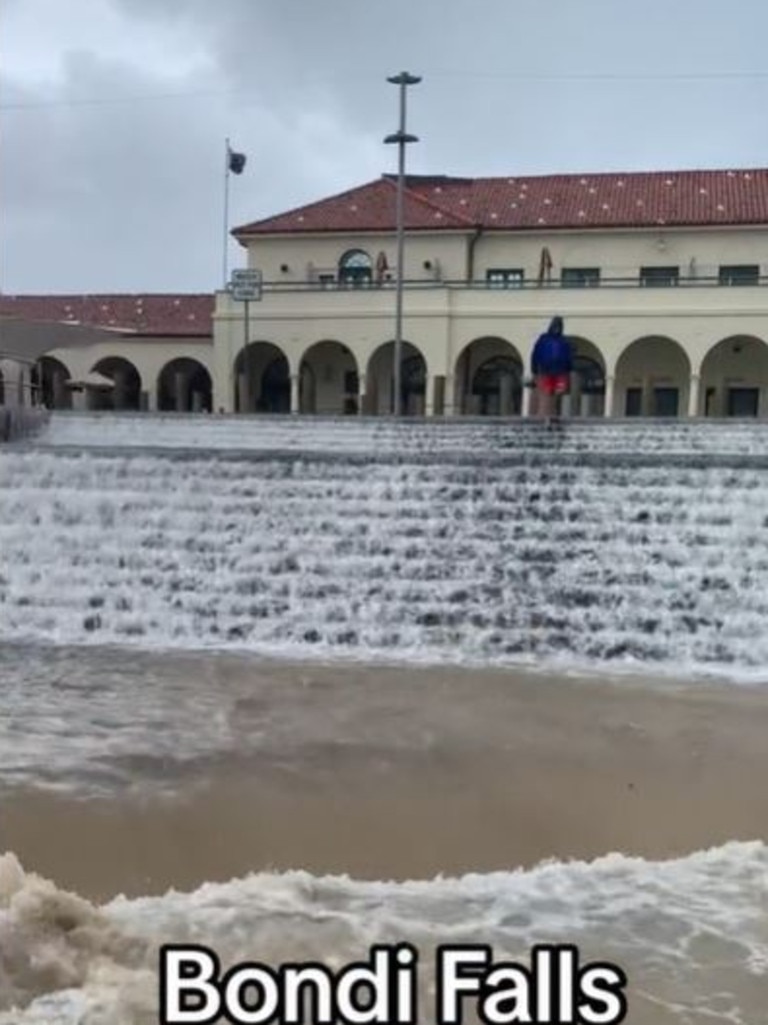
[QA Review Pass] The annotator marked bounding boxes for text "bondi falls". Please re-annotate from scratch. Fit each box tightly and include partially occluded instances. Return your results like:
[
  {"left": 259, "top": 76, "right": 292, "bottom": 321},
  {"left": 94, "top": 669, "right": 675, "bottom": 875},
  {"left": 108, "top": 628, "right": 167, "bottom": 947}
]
[{"left": 159, "top": 943, "right": 628, "bottom": 1024}]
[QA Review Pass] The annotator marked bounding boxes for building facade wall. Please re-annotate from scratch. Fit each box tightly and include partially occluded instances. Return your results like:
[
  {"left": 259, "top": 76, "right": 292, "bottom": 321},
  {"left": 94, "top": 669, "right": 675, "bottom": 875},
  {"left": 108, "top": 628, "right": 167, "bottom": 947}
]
[
  {"left": 20, "top": 222, "right": 768, "bottom": 419},
  {"left": 242, "top": 225, "right": 768, "bottom": 287},
  {"left": 41, "top": 338, "right": 215, "bottom": 412},
  {"left": 474, "top": 226, "right": 768, "bottom": 283},
  {"left": 213, "top": 222, "right": 768, "bottom": 418},
  {"left": 245, "top": 232, "right": 469, "bottom": 284}
]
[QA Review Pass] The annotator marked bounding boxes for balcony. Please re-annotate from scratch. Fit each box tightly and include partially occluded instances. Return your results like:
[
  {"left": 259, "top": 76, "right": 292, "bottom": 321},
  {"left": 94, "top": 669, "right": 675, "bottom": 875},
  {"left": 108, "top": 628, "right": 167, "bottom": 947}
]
[
  {"left": 215, "top": 272, "right": 768, "bottom": 325},
  {"left": 222, "top": 271, "right": 768, "bottom": 294}
]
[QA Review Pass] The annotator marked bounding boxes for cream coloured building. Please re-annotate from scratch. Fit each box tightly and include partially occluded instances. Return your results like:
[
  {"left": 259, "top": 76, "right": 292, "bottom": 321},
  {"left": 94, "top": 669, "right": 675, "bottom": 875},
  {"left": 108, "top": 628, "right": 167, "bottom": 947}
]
[{"left": 6, "top": 166, "right": 768, "bottom": 419}]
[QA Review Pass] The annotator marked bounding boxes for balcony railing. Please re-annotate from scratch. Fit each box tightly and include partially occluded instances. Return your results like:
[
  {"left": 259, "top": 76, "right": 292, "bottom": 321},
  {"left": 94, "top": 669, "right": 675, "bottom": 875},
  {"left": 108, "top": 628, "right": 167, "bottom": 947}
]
[{"left": 222, "top": 274, "right": 768, "bottom": 295}]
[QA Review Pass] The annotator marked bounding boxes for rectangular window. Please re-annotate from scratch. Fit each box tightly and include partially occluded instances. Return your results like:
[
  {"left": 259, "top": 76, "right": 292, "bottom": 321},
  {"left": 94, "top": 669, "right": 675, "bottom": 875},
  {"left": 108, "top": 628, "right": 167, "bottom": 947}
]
[
  {"left": 318, "top": 273, "right": 335, "bottom": 289},
  {"left": 653, "top": 387, "right": 679, "bottom": 417},
  {"left": 625, "top": 388, "right": 642, "bottom": 416},
  {"left": 561, "top": 267, "right": 601, "bottom": 288},
  {"left": 719, "top": 264, "right": 759, "bottom": 286},
  {"left": 344, "top": 370, "right": 359, "bottom": 394},
  {"left": 486, "top": 268, "right": 524, "bottom": 288},
  {"left": 640, "top": 266, "right": 679, "bottom": 287}
]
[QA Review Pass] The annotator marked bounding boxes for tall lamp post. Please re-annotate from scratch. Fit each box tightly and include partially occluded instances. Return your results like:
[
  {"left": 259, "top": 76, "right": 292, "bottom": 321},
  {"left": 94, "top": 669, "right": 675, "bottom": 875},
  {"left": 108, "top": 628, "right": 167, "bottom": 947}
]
[{"left": 384, "top": 71, "right": 421, "bottom": 416}]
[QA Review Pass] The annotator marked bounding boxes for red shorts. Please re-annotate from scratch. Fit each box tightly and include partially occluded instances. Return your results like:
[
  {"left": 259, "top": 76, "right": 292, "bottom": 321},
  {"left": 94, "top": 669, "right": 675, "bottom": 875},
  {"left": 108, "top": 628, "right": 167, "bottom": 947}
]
[{"left": 537, "top": 373, "right": 569, "bottom": 395}]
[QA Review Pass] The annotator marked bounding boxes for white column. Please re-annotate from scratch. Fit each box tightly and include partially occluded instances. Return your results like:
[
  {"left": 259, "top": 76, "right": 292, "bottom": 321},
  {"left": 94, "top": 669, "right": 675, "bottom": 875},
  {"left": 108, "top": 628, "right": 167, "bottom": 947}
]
[
  {"left": 443, "top": 374, "right": 455, "bottom": 416},
  {"left": 522, "top": 384, "right": 533, "bottom": 418},
  {"left": 425, "top": 376, "right": 435, "bottom": 416},
  {"left": 688, "top": 374, "right": 701, "bottom": 418},
  {"left": 604, "top": 375, "right": 615, "bottom": 418},
  {"left": 290, "top": 373, "right": 300, "bottom": 414}
]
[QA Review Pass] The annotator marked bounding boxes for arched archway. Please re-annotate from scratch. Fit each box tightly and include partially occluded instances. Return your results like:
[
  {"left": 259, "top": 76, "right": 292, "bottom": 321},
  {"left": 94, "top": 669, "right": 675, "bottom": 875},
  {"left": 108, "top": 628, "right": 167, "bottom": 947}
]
[
  {"left": 614, "top": 336, "right": 690, "bottom": 417},
  {"left": 454, "top": 338, "right": 523, "bottom": 415},
  {"left": 366, "top": 341, "right": 427, "bottom": 415},
  {"left": 37, "top": 356, "right": 73, "bottom": 409},
  {"left": 234, "top": 341, "right": 290, "bottom": 413},
  {"left": 91, "top": 357, "right": 142, "bottom": 411},
  {"left": 157, "top": 358, "right": 212, "bottom": 412},
  {"left": 700, "top": 335, "right": 768, "bottom": 417},
  {"left": 569, "top": 337, "right": 607, "bottom": 417},
  {"left": 299, "top": 341, "right": 359, "bottom": 414},
  {"left": 338, "top": 249, "right": 373, "bottom": 287}
]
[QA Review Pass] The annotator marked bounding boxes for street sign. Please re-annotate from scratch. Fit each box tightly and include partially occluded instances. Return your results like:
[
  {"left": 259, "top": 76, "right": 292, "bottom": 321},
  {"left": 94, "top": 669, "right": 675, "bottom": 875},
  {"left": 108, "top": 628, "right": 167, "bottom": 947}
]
[{"left": 229, "top": 269, "right": 262, "bottom": 301}]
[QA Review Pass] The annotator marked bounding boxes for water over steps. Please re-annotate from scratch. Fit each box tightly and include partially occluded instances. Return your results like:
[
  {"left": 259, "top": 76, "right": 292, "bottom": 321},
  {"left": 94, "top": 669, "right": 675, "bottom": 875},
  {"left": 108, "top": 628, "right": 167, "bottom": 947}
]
[
  {"left": 2, "top": 413, "right": 768, "bottom": 679},
  {"left": 31, "top": 410, "right": 768, "bottom": 457}
]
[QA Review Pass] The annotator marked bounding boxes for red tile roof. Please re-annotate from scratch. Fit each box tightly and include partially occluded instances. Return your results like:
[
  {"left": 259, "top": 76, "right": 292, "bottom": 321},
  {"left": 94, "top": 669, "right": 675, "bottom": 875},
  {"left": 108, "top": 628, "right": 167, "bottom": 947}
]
[
  {"left": 234, "top": 168, "right": 768, "bottom": 235},
  {"left": 0, "top": 294, "right": 214, "bottom": 337},
  {"left": 234, "top": 177, "right": 474, "bottom": 236}
]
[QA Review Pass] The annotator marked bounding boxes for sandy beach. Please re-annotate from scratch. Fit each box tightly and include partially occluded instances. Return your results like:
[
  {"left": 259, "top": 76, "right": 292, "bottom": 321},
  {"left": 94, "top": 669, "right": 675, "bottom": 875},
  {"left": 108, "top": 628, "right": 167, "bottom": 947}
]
[{"left": 3, "top": 662, "right": 768, "bottom": 902}]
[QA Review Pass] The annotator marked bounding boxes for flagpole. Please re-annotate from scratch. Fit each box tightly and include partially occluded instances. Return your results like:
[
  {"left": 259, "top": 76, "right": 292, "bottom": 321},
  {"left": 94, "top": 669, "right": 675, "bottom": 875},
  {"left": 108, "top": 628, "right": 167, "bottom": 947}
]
[{"left": 223, "top": 137, "right": 231, "bottom": 288}]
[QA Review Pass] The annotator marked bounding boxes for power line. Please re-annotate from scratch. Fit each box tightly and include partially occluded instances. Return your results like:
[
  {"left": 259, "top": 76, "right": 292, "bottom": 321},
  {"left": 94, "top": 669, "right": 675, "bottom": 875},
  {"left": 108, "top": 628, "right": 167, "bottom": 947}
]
[
  {"left": 1, "top": 68, "right": 767, "bottom": 111},
  {"left": 0, "top": 89, "right": 239, "bottom": 111},
  {"left": 431, "top": 68, "right": 768, "bottom": 82}
]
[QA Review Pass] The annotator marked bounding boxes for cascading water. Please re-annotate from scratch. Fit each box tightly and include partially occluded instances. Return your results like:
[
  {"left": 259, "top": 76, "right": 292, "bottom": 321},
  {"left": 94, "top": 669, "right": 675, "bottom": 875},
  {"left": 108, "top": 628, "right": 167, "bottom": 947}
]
[
  {"left": 3, "top": 413, "right": 768, "bottom": 1025},
  {"left": 2, "top": 412, "right": 768, "bottom": 680}
]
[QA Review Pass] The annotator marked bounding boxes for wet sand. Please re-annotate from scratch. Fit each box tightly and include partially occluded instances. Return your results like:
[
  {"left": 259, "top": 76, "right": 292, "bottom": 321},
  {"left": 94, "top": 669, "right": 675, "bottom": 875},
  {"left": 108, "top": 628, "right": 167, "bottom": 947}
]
[{"left": 3, "top": 664, "right": 768, "bottom": 901}]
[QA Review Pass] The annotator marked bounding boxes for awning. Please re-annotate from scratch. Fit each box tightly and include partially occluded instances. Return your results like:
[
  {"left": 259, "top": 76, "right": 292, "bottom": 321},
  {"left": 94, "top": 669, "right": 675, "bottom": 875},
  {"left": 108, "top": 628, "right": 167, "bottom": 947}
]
[
  {"left": 0, "top": 317, "right": 133, "bottom": 363},
  {"left": 66, "top": 371, "right": 115, "bottom": 390}
]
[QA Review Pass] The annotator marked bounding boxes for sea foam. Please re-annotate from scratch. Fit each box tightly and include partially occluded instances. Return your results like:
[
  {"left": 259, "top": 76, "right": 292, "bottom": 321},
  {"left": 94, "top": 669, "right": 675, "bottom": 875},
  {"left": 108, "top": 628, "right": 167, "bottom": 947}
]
[{"left": 0, "top": 842, "right": 766, "bottom": 1024}]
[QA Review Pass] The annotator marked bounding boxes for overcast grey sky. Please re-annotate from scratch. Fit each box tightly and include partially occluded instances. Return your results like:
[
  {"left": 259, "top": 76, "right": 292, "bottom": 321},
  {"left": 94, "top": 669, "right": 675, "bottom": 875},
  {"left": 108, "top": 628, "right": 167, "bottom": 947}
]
[{"left": 2, "top": 0, "right": 767, "bottom": 294}]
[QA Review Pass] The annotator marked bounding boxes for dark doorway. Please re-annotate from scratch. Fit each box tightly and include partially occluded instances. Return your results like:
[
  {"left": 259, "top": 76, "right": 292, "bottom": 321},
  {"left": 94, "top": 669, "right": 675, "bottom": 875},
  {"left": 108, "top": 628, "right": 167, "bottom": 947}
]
[
  {"left": 727, "top": 387, "right": 759, "bottom": 417},
  {"left": 259, "top": 356, "right": 290, "bottom": 413},
  {"left": 653, "top": 387, "right": 679, "bottom": 417}
]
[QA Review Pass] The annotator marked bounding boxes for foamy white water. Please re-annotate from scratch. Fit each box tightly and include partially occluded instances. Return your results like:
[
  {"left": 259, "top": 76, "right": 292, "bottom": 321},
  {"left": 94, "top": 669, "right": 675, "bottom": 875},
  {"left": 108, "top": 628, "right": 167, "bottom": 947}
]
[
  {"left": 3, "top": 414, "right": 768, "bottom": 680},
  {"left": 35, "top": 411, "right": 768, "bottom": 456},
  {"left": 1, "top": 842, "right": 765, "bottom": 1025}
]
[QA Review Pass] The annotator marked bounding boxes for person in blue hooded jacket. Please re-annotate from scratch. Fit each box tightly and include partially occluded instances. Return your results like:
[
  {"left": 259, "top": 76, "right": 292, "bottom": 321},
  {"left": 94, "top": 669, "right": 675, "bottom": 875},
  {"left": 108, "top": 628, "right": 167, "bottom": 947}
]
[{"left": 530, "top": 316, "right": 573, "bottom": 417}]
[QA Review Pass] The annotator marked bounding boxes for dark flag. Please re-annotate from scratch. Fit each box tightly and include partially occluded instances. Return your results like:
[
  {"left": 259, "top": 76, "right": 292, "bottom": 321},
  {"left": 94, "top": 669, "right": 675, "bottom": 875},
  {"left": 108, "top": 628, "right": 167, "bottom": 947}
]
[{"left": 228, "top": 147, "right": 246, "bottom": 175}]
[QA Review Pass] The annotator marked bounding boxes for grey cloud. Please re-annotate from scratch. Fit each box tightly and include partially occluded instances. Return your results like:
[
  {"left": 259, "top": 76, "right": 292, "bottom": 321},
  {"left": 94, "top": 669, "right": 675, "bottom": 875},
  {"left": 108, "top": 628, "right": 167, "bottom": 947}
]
[{"left": 3, "top": 0, "right": 768, "bottom": 292}]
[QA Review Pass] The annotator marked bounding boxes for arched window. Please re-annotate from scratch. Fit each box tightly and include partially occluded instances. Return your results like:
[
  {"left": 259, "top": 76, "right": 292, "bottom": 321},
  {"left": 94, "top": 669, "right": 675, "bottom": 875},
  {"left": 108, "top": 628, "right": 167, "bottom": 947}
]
[{"left": 339, "top": 249, "right": 373, "bottom": 287}]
